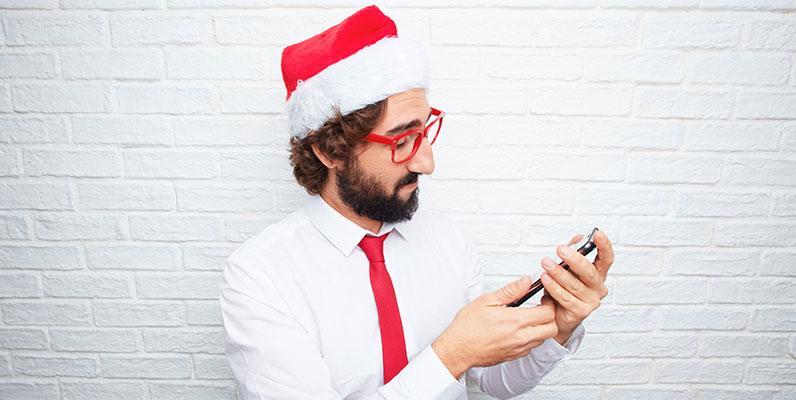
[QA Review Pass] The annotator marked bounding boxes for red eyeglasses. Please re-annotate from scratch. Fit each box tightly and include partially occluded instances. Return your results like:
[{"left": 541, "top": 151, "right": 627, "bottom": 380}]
[{"left": 362, "top": 107, "right": 445, "bottom": 164}]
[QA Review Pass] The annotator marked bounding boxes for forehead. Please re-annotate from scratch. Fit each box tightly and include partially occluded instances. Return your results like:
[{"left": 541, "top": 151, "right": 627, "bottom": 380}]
[{"left": 374, "top": 88, "right": 430, "bottom": 132}]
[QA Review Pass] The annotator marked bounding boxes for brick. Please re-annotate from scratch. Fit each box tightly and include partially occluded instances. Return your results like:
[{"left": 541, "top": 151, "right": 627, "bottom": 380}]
[
  {"left": 609, "top": 249, "right": 664, "bottom": 276},
  {"left": 429, "top": 47, "right": 480, "bottom": 80},
  {"left": 658, "top": 307, "right": 748, "bottom": 330},
  {"left": 0, "top": 383, "right": 59, "bottom": 400},
  {"left": 433, "top": 148, "right": 524, "bottom": 180},
  {"left": 583, "top": 119, "right": 680, "bottom": 149},
  {"left": 677, "top": 190, "right": 769, "bottom": 217},
  {"left": 187, "top": 300, "right": 222, "bottom": 326},
  {"left": 183, "top": 245, "right": 234, "bottom": 271},
  {"left": 458, "top": 217, "right": 523, "bottom": 246},
  {"left": 637, "top": 87, "right": 732, "bottom": 119},
  {"left": 13, "top": 83, "right": 110, "bottom": 112},
  {"left": 586, "top": 52, "right": 684, "bottom": 83},
  {"left": 102, "top": 355, "right": 190, "bottom": 378},
  {"left": 149, "top": 382, "right": 236, "bottom": 400},
  {"left": 35, "top": 213, "right": 121, "bottom": 241},
  {"left": 0, "top": 0, "right": 58, "bottom": 8},
  {"left": 475, "top": 183, "right": 573, "bottom": 215},
  {"left": 515, "top": 387, "right": 601, "bottom": 400},
  {"left": 748, "top": 20, "right": 796, "bottom": 50},
  {"left": 722, "top": 158, "right": 796, "bottom": 186},
  {"left": 745, "top": 360, "right": 795, "bottom": 384},
  {"left": 51, "top": 329, "right": 138, "bottom": 352},
  {"left": 715, "top": 221, "right": 796, "bottom": 247},
  {"left": 78, "top": 181, "right": 174, "bottom": 211},
  {"left": 644, "top": 16, "right": 742, "bottom": 48},
  {"left": 779, "top": 124, "right": 796, "bottom": 150},
  {"left": 14, "top": 355, "right": 97, "bottom": 377},
  {"left": 420, "top": 182, "right": 480, "bottom": 214},
  {"left": 219, "top": 86, "right": 283, "bottom": 114},
  {"left": 686, "top": 122, "right": 782, "bottom": 152},
  {"left": 0, "top": 116, "right": 68, "bottom": 144},
  {"left": 431, "top": 13, "right": 533, "bottom": 46},
  {"left": 628, "top": 153, "right": 721, "bottom": 184},
  {"left": 610, "top": 334, "right": 695, "bottom": 357},
  {"left": 485, "top": 53, "right": 582, "bottom": 80},
  {"left": 61, "top": 382, "right": 144, "bottom": 400},
  {"left": 669, "top": 250, "right": 757, "bottom": 276},
  {"left": 434, "top": 86, "right": 529, "bottom": 115},
  {"left": 129, "top": 215, "right": 223, "bottom": 241},
  {"left": 0, "top": 148, "right": 20, "bottom": 176},
  {"left": 537, "top": 17, "right": 638, "bottom": 48},
  {"left": 0, "top": 52, "right": 56, "bottom": 78},
  {"left": 700, "top": 334, "right": 787, "bottom": 357},
  {"left": 575, "top": 187, "right": 670, "bottom": 216},
  {"left": 750, "top": 307, "right": 796, "bottom": 331},
  {"left": 615, "top": 278, "right": 706, "bottom": 305},
  {"left": 606, "top": 387, "right": 690, "bottom": 400},
  {"left": 709, "top": 278, "right": 795, "bottom": 304},
  {"left": 143, "top": 329, "right": 224, "bottom": 353},
  {"left": 482, "top": 117, "right": 581, "bottom": 146},
  {"left": 72, "top": 115, "right": 171, "bottom": 145},
  {"left": 562, "top": 360, "right": 649, "bottom": 384},
  {"left": 701, "top": 0, "right": 796, "bottom": 10},
  {"left": 526, "top": 153, "right": 626, "bottom": 181},
  {"left": 215, "top": 14, "right": 331, "bottom": 45},
  {"left": 111, "top": 14, "right": 211, "bottom": 45},
  {"left": 0, "top": 85, "right": 9, "bottom": 112},
  {"left": 137, "top": 273, "right": 220, "bottom": 299},
  {"left": 220, "top": 152, "right": 292, "bottom": 181},
  {"left": 87, "top": 244, "right": 178, "bottom": 271},
  {"left": 25, "top": 149, "right": 120, "bottom": 178},
  {"left": 63, "top": 0, "right": 165, "bottom": 8},
  {"left": 166, "top": 48, "right": 267, "bottom": 80},
  {"left": 3, "top": 301, "right": 91, "bottom": 325},
  {"left": 117, "top": 85, "right": 214, "bottom": 114},
  {"left": 691, "top": 53, "right": 790, "bottom": 85},
  {"left": 0, "top": 214, "right": 27, "bottom": 239},
  {"left": 168, "top": 0, "right": 292, "bottom": 7},
  {"left": 601, "top": 0, "right": 698, "bottom": 8},
  {"left": 656, "top": 359, "right": 743, "bottom": 383},
  {"left": 522, "top": 218, "right": 619, "bottom": 247},
  {"left": 94, "top": 301, "right": 184, "bottom": 327},
  {"left": 43, "top": 272, "right": 131, "bottom": 298},
  {"left": 174, "top": 116, "right": 269, "bottom": 146},
  {"left": 530, "top": 86, "right": 633, "bottom": 116},
  {"left": 194, "top": 354, "right": 233, "bottom": 379},
  {"left": 620, "top": 218, "right": 713, "bottom": 246},
  {"left": 772, "top": 192, "right": 796, "bottom": 216},
  {"left": 0, "top": 328, "right": 48, "bottom": 349},
  {"left": 761, "top": 252, "right": 796, "bottom": 276},
  {"left": 736, "top": 90, "right": 796, "bottom": 119},
  {"left": 0, "top": 245, "right": 80, "bottom": 270},
  {"left": 0, "top": 272, "right": 39, "bottom": 297},
  {"left": 225, "top": 217, "right": 277, "bottom": 243},
  {"left": 124, "top": 149, "right": 217, "bottom": 179},
  {"left": 68, "top": 50, "right": 156, "bottom": 82},
  {"left": 694, "top": 389, "right": 781, "bottom": 400},
  {"left": 4, "top": 13, "right": 105, "bottom": 46}
]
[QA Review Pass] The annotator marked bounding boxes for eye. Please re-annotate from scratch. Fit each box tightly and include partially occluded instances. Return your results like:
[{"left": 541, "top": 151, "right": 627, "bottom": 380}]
[{"left": 395, "top": 137, "right": 409, "bottom": 148}]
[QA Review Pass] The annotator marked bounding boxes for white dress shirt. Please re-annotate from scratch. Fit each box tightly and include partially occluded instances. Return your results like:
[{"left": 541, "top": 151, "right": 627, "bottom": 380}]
[{"left": 220, "top": 195, "right": 584, "bottom": 399}]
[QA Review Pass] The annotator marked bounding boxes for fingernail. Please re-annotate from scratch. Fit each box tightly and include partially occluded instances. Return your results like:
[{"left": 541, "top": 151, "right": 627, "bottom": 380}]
[
  {"left": 542, "top": 258, "right": 555, "bottom": 270},
  {"left": 541, "top": 273, "right": 551, "bottom": 283},
  {"left": 559, "top": 245, "right": 573, "bottom": 257}
]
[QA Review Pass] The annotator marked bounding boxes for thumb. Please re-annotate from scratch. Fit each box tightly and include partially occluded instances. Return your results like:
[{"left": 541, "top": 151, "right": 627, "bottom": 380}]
[{"left": 485, "top": 276, "right": 532, "bottom": 306}]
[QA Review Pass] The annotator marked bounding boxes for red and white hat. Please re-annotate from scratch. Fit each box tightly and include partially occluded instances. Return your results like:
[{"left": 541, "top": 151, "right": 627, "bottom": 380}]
[{"left": 281, "top": 5, "right": 430, "bottom": 139}]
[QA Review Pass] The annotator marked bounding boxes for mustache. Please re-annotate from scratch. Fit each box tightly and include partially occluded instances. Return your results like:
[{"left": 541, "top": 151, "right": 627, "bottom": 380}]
[{"left": 395, "top": 172, "right": 419, "bottom": 189}]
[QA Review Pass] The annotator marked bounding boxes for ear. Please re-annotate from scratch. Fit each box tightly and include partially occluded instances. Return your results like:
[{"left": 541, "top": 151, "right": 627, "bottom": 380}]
[{"left": 311, "top": 141, "right": 344, "bottom": 170}]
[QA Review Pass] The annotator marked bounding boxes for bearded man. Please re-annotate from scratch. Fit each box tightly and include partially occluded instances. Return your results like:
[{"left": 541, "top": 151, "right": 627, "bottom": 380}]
[{"left": 220, "top": 5, "right": 614, "bottom": 399}]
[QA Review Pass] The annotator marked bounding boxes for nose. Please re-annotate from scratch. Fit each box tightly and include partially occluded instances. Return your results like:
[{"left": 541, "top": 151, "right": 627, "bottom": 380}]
[{"left": 406, "top": 137, "right": 435, "bottom": 175}]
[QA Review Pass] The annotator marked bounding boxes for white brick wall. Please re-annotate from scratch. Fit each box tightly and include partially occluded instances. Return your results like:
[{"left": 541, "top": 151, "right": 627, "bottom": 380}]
[{"left": 0, "top": 2, "right": 794, "bottom": 400}]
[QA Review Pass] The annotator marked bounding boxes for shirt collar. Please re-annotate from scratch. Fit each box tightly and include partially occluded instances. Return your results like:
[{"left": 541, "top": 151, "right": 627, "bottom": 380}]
[{"left": 304, "top": 195, "right": 413, "bottom": 257}]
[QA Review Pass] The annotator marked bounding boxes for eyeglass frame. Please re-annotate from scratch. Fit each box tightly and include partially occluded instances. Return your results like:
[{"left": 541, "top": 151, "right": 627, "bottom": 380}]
[{"left": 361, "top": 107, "right": 445, "bottom": 164}]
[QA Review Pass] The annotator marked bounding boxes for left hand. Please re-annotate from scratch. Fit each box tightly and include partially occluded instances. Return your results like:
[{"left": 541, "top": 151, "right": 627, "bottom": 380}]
[{"left": 540, "top": 230, "right": 614, "bottom": 345}]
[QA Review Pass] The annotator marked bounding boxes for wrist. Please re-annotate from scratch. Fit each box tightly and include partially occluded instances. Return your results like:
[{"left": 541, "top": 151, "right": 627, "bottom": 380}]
[
  {"left": 431, "top": 335, "right": 470, "bottom": 379},
  {"left": 553, "top": 327, "right": 574, "bottom": 345}
]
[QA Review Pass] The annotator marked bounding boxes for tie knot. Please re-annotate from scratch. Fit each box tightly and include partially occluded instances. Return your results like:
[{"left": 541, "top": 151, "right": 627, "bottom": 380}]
[{"left": 358, "top": 231, "right": 390, "bottom": 264}]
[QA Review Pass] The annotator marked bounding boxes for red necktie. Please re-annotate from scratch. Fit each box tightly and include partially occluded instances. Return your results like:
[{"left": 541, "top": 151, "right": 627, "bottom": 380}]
[{"left": 358, "top": 231, "right": 408, "bottom": 384}]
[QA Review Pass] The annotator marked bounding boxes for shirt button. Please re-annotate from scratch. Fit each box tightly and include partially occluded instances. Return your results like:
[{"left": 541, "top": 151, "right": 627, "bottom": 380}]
[{"left": 545, "top": 350, "right": 554, "bottom": 357}]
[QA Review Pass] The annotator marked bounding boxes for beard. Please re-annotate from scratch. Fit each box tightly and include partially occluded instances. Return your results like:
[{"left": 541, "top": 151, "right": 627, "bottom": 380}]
[{"left": 336, "top": 157, "right": 420, "bottom": 224}]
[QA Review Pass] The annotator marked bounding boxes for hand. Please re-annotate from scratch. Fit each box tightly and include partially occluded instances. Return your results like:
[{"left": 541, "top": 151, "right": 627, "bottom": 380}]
[
  {"left": 540, "top": 230, "right": 614, "bottom": 345},
  {"left": 431, "top": 276, "right": 558, "bottom": 379}
]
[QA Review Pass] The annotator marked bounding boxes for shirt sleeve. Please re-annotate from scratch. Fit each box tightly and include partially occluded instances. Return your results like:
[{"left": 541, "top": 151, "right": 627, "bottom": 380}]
[
  {"left": 220, "top": 257, "right": 467, "bottom": 400},
  {"left": 457, "top": 228, "right": 586, "bottom": 399}
]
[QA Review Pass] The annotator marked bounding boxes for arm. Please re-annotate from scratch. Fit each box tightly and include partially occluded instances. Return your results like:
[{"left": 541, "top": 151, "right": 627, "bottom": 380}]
[{"left": 220, "top": 258, "right": 466, "bottom": 400}]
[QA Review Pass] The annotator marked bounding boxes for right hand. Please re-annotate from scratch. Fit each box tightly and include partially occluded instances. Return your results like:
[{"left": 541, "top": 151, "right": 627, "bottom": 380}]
[{"left": 431, "top": 276, "right": 558, "bottom": 379}]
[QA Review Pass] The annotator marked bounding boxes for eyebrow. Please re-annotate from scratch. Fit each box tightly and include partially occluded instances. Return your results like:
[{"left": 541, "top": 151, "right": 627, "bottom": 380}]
[{"left": 384, "top": 109, "right": 434, "bottom": 136}]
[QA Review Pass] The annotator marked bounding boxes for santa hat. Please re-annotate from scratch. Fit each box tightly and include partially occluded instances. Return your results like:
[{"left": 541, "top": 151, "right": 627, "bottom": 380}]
[{"left": 281, "top": 5, "right": 430, "bottom": 139}]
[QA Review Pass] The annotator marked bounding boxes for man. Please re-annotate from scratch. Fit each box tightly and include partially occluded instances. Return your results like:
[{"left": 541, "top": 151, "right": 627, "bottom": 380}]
[{"left": 220, "top": 5, "right": 613, "bottom": 399}]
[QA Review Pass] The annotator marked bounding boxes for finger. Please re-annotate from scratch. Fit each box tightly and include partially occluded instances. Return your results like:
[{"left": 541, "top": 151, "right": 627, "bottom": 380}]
[
  {"left": 484, "top": 275, "right": 532, "bottom": 306},
  {"left": 505, "top": 302, "right": 556, "bottom": 326},
  {"left": 541, "top": 256, "right": 593, "bottom": 302},
  {"left": 593, "top": 230, "right": 615, "bottom": 275},
  {"left": 557, "top": 244, "right": 602, "bottom": 287},
  {"left": 567, "top": 234, "right": 584, "bottom": 247},
  {"left": 540, "top": 272, "right": 588, "bottom": 315},
  {"left": 519, "top": 319, "right": 558, "bottom": 344}
]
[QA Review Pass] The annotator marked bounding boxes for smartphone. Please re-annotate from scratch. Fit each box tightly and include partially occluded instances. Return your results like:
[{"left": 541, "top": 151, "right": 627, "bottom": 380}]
[{"left": 506, "top": 227, "right": 599, "bottom": 308}]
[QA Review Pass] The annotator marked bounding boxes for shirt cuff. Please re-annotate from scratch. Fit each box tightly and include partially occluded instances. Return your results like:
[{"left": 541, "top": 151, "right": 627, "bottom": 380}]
[
  {"left": 531, "top": 323, "right": 586, "bottom": 363},
  {"left": 383, "top": 344, "right": 466, "bottom": 399}
]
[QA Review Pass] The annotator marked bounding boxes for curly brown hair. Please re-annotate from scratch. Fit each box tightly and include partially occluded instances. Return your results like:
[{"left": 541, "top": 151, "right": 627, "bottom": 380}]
[{"left": 289, "top": 100, "right": 387, "bottom": 195}]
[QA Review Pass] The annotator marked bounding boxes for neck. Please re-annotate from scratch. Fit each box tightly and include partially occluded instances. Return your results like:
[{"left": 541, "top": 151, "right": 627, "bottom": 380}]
[{"left": 319, "top": 182, "right": 382, "bottom": 235}]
